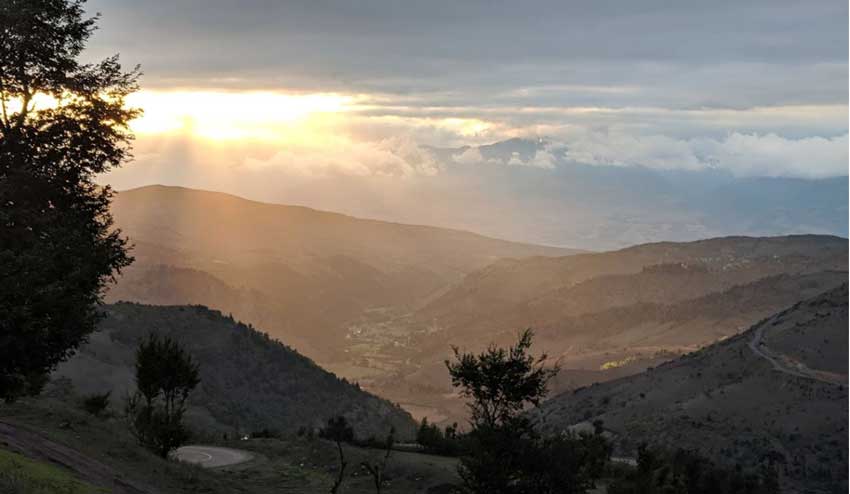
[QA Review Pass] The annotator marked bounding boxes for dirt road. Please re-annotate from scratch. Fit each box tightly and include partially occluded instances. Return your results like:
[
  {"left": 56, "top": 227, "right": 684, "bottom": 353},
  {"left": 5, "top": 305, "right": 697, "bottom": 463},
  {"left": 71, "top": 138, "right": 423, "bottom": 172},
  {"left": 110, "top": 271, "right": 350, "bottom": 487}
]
[{"left": 748, "top": 321, "right": 846, "bottom": 387}]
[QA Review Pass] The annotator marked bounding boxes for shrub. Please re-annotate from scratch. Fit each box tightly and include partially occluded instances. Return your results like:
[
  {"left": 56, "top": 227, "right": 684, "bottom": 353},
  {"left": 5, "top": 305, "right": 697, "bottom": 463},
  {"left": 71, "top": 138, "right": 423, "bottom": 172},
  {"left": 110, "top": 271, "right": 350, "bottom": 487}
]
[{"left": 81, "top": 391, "right": 111, "bottom": 417}]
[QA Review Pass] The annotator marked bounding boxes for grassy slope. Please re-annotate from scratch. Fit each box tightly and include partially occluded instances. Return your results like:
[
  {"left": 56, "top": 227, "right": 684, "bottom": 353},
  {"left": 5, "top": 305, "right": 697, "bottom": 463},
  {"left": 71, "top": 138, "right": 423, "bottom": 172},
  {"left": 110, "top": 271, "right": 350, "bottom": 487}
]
[
  {"left": 0, "top": 394, "right": 459, "bottom": 494},
  {"left": 0, "top": 448, "right": 106, "bottom": 494}
]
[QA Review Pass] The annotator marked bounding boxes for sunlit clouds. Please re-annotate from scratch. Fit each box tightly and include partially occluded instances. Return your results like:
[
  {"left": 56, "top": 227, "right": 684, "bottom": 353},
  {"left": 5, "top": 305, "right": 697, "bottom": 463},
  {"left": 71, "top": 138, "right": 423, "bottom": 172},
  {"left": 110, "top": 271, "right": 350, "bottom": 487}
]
[
  {"left": 88, "top": 0, "right": 847, "bottom": 204},
  {"left": 127, "top": 90, "right": 355, "bottom": 141}
]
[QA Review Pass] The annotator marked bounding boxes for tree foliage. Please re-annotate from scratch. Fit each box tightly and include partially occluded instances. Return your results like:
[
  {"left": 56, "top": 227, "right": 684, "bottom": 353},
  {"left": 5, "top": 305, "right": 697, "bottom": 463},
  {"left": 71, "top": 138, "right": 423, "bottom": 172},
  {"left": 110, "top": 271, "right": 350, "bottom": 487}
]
[
  {"left": 126, "top": 333, "right": 200, "bottom": 458},
  {"left": 0, "top": 0, "right": 139, "bottom": 400},
  {"left": 416, "top": 418, "right": 463, "bottom": 456},
  {"left": 446, "top": 329, "right": 609, "bottom": 494},
  {"left": 447, "top": 330, "right": 557, "bottom": 431},
  {"left": 607, "top": 445, "right": 781, "bottom": 494}
]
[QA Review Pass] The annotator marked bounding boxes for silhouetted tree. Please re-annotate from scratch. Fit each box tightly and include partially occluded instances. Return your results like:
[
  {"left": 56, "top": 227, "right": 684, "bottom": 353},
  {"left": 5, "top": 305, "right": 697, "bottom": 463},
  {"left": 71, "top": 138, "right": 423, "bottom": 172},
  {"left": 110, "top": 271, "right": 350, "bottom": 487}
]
[
  {"left": 416, "top": 417, "right": 465, "bottom": 456},
  {"left": 607, "top": 445, "right": 778, "bottom": 494},
  {"left": 446, "top": 329, "right": 558, "bottom": 493},
  {"left": 360, "top": 427, "right": 395, "bottom": 494},
  {"left": 321, "top": 416, "right": 355, "bottom": 494},
  {"left": 519, "top": 431, "right": 611, "bottom": 494},
  {"left": 446, "top": 330, "right": 610, "bottom": 493},
  {"left": 126, "top": 333, "right": 200, "bottom": 458},
  {"left": 0, "top": 0, "right": 139, "bottom": 401}
]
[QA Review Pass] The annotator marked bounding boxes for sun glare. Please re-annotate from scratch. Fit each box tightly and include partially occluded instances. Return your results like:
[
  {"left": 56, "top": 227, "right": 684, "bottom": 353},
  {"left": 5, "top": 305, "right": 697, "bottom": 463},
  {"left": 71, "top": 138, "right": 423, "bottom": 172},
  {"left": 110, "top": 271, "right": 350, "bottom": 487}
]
[{"left": 127, "top": 90, "right": 354, "bottom": 141}]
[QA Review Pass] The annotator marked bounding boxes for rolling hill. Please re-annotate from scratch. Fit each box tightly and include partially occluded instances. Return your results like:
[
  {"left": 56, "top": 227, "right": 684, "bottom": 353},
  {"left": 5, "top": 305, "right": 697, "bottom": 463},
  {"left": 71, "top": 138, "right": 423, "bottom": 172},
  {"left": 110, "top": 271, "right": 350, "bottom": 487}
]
[
  {"left": 107, "top": 185, "right": 577, "bottom": 359},
  {"left": 419, "top": 235, "right": 848, "bottom": 328},
  {"left": 342, "top": 236, "right": 846, "bottom": 426},
  {"left": 104, "top": 198, "right": 848, "bottom": 430},
  {"left": 537, "top": 284, "right": 849, "bottom": 493},
  {"left": 54, "top": 303, "right": 417, "bottom": 440}
]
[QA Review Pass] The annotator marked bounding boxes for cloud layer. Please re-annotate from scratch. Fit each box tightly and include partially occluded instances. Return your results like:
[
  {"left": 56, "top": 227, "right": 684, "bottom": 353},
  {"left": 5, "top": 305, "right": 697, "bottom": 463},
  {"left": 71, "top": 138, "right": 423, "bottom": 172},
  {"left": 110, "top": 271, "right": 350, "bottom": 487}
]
[{"left": 88, "top": 0, "right": 847, "bottom": 247}]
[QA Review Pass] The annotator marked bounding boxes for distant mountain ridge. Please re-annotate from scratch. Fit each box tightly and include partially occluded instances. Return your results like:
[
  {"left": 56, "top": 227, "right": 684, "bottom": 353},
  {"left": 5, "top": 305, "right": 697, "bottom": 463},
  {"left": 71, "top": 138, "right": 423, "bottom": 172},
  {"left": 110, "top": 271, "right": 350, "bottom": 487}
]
[
  {"left": 109, "top": 185, "right": 578, "bottom": 359},
  {"left": 419, "top": 235, "right": 848, "bottom": 329},
  {"left": 104, "top": 186, "right": 847, "bottom": 429},
  {"left": 354, "top": 235, "right": 846, "bottom": 426},
  {"left": 419, "top": 138, "right": 848, "bottom": 250}
]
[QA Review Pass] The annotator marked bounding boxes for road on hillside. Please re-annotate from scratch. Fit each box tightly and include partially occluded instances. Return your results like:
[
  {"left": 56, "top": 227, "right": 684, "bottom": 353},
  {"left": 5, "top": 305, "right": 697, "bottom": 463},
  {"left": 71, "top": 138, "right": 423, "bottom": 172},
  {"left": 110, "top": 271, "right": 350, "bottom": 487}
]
[
  {"left": 172, "top": 445, "right": 254, "bottom": 468},
  {"left": 748, "top": 322, "right": 846, "bottom": 387}
]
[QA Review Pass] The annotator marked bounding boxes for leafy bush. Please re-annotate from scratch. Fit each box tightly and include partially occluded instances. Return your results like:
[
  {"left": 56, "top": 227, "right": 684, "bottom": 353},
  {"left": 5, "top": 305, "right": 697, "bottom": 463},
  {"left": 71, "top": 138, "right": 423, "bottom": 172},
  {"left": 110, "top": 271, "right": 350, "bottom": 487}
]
[{"left": 80, "top": 391, "right": 111, "bottom": 417}]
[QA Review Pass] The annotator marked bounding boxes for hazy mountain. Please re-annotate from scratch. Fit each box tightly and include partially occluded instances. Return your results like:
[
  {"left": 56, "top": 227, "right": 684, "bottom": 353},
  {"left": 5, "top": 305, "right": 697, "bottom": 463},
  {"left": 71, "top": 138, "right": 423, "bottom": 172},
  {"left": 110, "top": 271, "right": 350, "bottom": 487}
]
[
  {"left": 419, "top": 235, "right": 848, "bottom": 329},
  {"left": 112, "top": 184, "right": 574, "bottom": 272},
  {"left": 104, "top": 191, "right": 848, "bottom": 430},
  {"left": 54, "top": 303, "right": 417, "bottom": 439},
  {"left": 418, "top": 139, "right": 849, "bottom": 250},
  {"left": 537, "top": 284, "right": 849, "bottom": 492},
  {"left": 108, "top": 185, "right": 577, "bottom": 358}
]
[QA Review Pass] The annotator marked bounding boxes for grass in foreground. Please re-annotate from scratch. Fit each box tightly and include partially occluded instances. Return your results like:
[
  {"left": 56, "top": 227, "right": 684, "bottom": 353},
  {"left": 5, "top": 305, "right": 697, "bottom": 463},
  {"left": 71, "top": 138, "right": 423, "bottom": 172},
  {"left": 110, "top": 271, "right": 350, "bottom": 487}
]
[
  {"left": 0, "top": 448, "right": 107, "bottom": 494},
  {"left": 1, "top": 394, "right": 461, "bottom": 493}
]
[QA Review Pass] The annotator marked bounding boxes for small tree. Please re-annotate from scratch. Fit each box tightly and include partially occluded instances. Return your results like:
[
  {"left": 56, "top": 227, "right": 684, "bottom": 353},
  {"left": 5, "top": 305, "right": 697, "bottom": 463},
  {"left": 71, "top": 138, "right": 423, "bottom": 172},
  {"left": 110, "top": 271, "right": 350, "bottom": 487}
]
[
  {"left": 446, "top": 329, "right": 559, "bottom": 493},
  {"left": 320, "top": 416, "right": 354, "bottom": 494},
  {"left": 126, "top": 333, "right": 200, "bottom": 458},
  {"left": 360, "top": 427, "right": 395, "bottom": 494}
]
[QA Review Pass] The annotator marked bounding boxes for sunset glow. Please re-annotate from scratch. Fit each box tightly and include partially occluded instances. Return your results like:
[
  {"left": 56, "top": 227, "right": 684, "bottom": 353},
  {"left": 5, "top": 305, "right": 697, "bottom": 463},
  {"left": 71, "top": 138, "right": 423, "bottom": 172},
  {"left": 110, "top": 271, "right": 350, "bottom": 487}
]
[{"left": 127, "top": 90, "right": 356, "bottom": 141}]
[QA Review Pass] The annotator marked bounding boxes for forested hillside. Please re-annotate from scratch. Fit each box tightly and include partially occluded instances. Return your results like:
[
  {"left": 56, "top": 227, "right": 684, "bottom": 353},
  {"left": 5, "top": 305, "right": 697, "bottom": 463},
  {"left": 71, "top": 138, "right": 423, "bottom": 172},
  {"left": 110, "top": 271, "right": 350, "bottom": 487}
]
[{"left": 55, "top": 303, "right": 417, "bottom": 440}]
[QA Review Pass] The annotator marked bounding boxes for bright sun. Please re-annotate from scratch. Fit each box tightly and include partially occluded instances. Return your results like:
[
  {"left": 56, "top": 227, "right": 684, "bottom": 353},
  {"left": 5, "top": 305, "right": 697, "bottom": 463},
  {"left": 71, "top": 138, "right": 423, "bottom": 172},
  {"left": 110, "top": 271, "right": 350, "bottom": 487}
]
[{"left": 127, "top": 90, "right": 354, "bottom": 141}]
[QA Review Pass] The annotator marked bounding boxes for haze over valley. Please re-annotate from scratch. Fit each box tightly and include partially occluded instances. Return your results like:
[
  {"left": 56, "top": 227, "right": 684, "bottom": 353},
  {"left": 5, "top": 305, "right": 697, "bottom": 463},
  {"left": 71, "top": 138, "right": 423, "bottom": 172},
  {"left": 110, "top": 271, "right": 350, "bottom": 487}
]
[
  {"left": 2, "top": 1, "right": 848, "bottom": 493},
  {"left": 104, "top": 189, "right": 848, "bottom": 428}
]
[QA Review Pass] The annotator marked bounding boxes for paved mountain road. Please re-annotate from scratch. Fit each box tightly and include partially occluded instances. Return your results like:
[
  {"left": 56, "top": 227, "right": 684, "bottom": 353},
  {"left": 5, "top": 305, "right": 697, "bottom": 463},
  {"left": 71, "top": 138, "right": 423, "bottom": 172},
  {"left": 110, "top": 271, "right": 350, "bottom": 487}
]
[{"left": 172, "top": 445, "right": 254, "bottom": 468}]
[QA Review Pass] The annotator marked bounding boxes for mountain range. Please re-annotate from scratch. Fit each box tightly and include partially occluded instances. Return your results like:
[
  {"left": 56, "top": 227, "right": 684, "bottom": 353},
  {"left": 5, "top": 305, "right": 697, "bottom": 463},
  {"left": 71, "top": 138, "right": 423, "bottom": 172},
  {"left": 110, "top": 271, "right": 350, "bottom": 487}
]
[
  {"left": 255, "top": 138, "right": 849, "bottom": 250},
  {"left": 102, "top": 188, "right": 847, "bottom": 427},
  {"left": 107, "top": 185, "right": 575, "bottom": 358}
]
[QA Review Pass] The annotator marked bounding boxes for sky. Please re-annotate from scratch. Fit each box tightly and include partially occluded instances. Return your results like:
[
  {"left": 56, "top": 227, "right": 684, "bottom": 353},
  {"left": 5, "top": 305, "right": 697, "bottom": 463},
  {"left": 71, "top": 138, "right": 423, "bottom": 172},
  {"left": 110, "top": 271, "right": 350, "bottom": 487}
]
[{"left": 84, "top": 0, "right": 849, "bottom": 237}]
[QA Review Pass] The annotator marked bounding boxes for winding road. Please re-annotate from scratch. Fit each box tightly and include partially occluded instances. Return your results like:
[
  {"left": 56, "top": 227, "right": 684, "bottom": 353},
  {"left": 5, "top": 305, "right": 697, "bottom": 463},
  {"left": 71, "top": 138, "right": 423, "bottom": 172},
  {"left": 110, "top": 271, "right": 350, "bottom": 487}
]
[
  {"left": 748, "top": 322, "right": 846, "bottom": 387},
  {"left": 172, "top": 445, "right": 254, "bottom": 468}
]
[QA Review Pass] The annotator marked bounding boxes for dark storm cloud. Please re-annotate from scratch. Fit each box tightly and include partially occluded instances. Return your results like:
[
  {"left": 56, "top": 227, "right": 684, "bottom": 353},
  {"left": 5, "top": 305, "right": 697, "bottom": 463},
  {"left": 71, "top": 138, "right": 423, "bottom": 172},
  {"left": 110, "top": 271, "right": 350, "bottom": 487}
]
[{"left": 87, "top": 0, "right": 847, "bottom": 109}]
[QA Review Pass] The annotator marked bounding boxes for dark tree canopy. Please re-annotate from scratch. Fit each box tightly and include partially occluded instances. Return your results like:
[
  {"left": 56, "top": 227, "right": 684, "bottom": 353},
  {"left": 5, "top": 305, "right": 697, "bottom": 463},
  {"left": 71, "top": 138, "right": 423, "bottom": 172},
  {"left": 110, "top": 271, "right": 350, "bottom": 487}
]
[
  {"left": 127, "top": 333, "right": 200, "bottom": 458},
  {"left": 446, "top": 330, "right": 610, "bottom": 494},
  {"left": 446, "top": 329, "right": 558, "bottom": 430},
  {"left": 0, "top": 0, "right": 139, "bottom": 400}
]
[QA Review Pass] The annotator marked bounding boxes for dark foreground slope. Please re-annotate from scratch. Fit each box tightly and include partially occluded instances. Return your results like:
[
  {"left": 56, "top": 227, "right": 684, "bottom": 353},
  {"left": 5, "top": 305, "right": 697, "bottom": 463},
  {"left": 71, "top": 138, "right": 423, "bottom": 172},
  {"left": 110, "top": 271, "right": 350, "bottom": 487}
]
[
  {"left": 538, "top": 285, "right": 849, "bottom": 492},
  {"left": 54, "top": 303, "right": 416, "bottom": 439}
]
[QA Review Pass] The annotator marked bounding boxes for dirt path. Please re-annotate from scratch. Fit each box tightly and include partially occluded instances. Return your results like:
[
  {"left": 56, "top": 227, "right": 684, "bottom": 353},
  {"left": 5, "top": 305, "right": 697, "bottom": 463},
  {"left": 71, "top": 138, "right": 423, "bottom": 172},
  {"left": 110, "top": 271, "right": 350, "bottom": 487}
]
[
  {"left": 0, "top": 420, "right": 159, "bottom": 494},
  {"left": 748, "top": 322, "right": 846, "bottom": 387}
]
